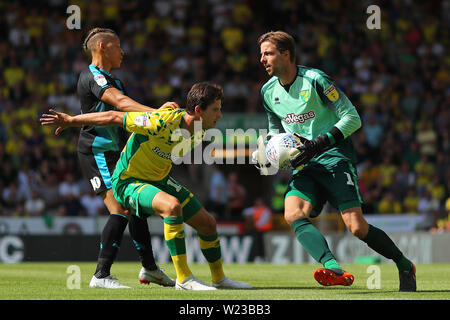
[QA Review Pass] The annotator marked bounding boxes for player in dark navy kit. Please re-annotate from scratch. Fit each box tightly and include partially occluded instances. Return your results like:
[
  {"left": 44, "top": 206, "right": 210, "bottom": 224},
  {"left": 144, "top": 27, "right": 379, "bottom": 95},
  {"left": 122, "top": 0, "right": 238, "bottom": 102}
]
[{"left": 77, "top": 28, "right": 174, "bottom": 288}]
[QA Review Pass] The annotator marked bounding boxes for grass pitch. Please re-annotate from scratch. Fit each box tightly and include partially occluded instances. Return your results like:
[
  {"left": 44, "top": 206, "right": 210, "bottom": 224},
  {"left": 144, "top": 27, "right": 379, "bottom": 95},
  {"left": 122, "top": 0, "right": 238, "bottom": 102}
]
[{"left": 1, "top": 262, "right": 449, "bottom": 300}]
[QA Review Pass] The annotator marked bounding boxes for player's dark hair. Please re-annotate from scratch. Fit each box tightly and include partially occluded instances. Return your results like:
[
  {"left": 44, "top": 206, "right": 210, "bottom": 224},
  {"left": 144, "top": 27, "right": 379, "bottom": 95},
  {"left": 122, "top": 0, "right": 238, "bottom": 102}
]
[
  {"left": 258, "top": 31, "right": 296, "bottom": 63},
  {"left": 82, "top": 27, "right": 117, "bottom": 52},
  {"left": 185, "top": 82, "right": 224, "bottom": 114}
]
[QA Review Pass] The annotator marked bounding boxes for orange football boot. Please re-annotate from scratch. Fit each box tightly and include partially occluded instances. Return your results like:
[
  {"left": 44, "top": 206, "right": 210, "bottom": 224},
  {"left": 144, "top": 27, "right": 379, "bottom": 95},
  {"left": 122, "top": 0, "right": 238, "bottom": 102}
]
[{"left": 314, "top": 268, "right": 354, "bottom": 286}]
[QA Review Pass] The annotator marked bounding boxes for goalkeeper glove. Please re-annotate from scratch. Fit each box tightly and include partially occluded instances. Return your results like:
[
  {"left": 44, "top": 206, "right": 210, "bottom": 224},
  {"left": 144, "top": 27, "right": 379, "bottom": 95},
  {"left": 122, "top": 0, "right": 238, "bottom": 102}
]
[
  {"left": 289, "top": 133, "right": 330, "bottom": 170},
  {"left": 252, "top": 134, "right": 273, "bottom": 176}
]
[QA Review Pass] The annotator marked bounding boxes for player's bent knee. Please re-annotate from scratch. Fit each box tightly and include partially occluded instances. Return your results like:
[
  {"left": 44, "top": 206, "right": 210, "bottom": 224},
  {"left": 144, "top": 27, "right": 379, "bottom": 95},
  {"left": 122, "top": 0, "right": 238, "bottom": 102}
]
[
  {"left": 284, "top": 196, "right": 312, "bottom": 225},
  {"left": 284, "top": 209, "right": 309, "bottom": 225},
  {"left": 349, "top": 225, "right": 368, "bottom": 239},
  {"left": 204, "top": 215, "right": 217, "bottom": 234},
  {"left": 166, "top": 199, "right": 181, "bottom": 217},
  {"left": 153, "top": 193, "right": 182, "bottom": 217},
  {"left": 119, "top": 209, "right": 132, "bottom": 219},
  {"left": 199, "top": 213, "right": 217, "bottom": 235},
  {"left": 341, "top": 208, "right": 369, "bottom": 239},
  {"left": 187, "top": 209, "right": 217, "bottom": 235},
  {"left": 345, "top": 220, "right": 369, "bottom": 239}
]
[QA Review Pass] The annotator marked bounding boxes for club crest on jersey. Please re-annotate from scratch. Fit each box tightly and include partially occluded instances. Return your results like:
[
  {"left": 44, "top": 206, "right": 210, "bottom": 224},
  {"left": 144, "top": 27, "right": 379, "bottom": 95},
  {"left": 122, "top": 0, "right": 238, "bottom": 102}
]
[
  {"left": 283, "top": 111, "right": 315, "bottom": 124},
  {"left": 324, "top": 85, "right": 339, "bottom": 102},
  {"left": 300, "top": 90, "right": 310, "bottom": 102},
  {"left": 94, "top": 74, "right": 107, "bottom": 87}
]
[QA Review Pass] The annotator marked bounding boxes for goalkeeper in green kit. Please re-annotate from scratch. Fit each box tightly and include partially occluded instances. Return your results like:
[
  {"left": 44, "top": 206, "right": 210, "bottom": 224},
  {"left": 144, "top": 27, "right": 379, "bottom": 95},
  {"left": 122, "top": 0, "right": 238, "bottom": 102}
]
[{"left": 254, "top": 31, "right": 416, "bottom": 291}]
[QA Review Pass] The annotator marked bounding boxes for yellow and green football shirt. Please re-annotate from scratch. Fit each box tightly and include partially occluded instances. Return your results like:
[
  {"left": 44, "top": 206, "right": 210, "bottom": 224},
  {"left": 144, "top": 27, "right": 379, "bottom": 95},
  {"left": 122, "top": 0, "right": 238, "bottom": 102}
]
[{"left": 112, "top": 107, "right": 204, "bottom": 182}]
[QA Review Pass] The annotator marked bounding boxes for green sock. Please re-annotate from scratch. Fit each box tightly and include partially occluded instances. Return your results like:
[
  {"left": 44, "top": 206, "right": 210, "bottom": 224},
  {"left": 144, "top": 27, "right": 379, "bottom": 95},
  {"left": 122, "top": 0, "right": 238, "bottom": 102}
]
[
  {"left": 362, "top": 224, "right": 412, "bottom": 271},
  {"left": 291, "top": 217, "right": 336, "bottom": 265},
  {"left": 396, "top": 255, "right": 413, "bottom": 272},
  {"left": 324, "top": 259, "right": 342, "bottom": 270}
]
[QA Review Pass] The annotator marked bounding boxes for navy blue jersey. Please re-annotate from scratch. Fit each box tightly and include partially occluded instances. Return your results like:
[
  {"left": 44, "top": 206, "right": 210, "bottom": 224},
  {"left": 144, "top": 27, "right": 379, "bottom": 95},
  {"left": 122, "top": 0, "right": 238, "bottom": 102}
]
[{"left": 77, "top": 64, "right": 128, "bottom": 154}]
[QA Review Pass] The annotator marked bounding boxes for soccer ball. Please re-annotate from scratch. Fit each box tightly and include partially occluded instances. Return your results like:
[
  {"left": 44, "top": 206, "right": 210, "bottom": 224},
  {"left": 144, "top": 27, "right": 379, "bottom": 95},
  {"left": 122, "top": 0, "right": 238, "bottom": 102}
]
[{"left": 265, "top": 133, "right": 302, "bottom": 170}]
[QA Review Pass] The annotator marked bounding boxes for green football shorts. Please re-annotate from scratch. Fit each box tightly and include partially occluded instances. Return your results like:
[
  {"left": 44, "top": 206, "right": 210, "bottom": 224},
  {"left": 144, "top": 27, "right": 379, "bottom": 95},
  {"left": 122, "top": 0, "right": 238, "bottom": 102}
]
[
  {"left": 285, "top": 161, "right": 363, "bottom": 218},
  {"left": 113, "top": 174, "right": 203, "bottom": 221}
]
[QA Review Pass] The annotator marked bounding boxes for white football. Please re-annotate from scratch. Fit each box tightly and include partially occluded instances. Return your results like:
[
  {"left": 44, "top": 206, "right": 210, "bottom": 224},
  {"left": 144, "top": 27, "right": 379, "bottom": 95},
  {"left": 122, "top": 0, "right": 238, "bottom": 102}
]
[{"left": 265, "top": 133, "right": 303, "bottom": 170}]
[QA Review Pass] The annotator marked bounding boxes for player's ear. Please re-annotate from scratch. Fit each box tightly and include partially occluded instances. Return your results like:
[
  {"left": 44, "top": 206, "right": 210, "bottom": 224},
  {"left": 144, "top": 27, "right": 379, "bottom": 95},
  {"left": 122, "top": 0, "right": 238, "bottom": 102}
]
[
  {"left": 194, "top": 105, "right": 201, "bottom": 114},
  {"left": 98, "top": 40, "right": 106, "bottom": 51}
]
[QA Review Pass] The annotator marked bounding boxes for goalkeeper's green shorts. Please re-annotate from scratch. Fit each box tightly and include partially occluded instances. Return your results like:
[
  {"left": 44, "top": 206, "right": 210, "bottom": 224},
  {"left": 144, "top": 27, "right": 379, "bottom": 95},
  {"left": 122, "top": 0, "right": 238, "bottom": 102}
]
[
  {"left": 112, "top": 174, "right": 203, "bottom": 221},
  {"left": 285, "top": 160, "right": 363, "bottom": 217}
]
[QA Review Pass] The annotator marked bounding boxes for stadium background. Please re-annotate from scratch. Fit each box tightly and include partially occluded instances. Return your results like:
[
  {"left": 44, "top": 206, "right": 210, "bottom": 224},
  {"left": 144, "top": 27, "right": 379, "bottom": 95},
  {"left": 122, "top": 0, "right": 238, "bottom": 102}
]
[{"left": 0, "top": 0, "right": 449, "bottom": 264}]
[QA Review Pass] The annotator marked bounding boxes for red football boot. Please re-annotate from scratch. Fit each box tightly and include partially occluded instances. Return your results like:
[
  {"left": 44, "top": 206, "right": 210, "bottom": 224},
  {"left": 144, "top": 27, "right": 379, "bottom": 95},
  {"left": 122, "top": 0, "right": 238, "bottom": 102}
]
[{"left": 314, "top": 268, "right": 355, "bottom": 287}]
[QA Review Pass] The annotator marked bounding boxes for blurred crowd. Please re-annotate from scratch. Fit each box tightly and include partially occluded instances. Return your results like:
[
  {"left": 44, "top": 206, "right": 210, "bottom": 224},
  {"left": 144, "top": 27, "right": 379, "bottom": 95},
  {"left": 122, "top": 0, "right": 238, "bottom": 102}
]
[{"left": 0, "top": 1, "right": 449, "bottom": 230}]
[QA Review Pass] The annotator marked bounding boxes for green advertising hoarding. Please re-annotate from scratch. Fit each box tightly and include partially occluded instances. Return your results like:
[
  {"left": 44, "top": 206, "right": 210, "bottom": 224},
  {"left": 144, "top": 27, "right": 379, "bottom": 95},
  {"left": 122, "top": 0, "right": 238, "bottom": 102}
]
[{"left": 213, "top": 113, "right": 268, "bottom": 146}]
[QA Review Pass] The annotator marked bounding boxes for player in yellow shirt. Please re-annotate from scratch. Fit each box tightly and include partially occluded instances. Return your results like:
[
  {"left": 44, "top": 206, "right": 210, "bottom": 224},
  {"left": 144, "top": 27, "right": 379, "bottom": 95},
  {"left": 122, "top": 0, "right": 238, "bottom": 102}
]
[{"left": 40, "top": 82, "right": 251, "bottom": 291}]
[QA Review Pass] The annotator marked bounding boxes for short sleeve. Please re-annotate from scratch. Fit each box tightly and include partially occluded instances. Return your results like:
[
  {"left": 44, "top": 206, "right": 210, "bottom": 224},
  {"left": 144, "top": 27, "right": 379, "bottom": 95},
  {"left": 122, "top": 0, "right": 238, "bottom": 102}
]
[
  {"left": 88, "top": 73, "right": 113, "bottom": 99},
  {"left": 124, "top": 112, "right": 156, "bottom": 136},
  {"left": 123, "top": 108, "right": 183, "bottom": 137},
  {"left": 83, "top": 66, "right": 114, "bottom": 99}
]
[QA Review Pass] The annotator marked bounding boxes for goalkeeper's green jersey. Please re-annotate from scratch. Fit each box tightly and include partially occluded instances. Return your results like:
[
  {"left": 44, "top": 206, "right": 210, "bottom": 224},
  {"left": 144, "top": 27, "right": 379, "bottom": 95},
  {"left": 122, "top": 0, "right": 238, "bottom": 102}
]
[{"left": 261, "top": 66, "right": 361, "bottom": 169}]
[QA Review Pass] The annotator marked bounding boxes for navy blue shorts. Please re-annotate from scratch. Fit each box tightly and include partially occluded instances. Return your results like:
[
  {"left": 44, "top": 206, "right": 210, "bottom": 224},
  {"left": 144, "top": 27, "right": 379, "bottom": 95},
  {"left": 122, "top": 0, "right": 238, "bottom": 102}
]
[{"left": 78, "top": 150, "right": 120, "bottom": 195}]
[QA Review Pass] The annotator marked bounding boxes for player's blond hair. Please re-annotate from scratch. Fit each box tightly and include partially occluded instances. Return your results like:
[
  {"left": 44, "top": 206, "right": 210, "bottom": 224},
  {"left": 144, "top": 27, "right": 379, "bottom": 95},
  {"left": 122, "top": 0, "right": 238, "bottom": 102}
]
[
  {"left": 82, "top": 27, "right": 118, "bottom": 52},
  {"left": 258, "top": 31, "right": 296, "bottom": 63}
]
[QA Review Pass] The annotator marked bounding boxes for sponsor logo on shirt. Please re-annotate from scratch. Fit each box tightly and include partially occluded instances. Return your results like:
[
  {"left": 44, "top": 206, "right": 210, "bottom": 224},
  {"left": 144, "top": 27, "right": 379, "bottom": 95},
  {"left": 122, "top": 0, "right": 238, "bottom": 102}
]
[
  {"left": 133, "top": 114, "right": 149, "bottom": 127},
  {"left": 283, "top": 111, "right": 316, "bottom": 124},
  {"left": 94, "top": 74, "right": 107, "bottom": 87},
  {"left": 152, "top": 146, "right": 172, "bottom": 160}
]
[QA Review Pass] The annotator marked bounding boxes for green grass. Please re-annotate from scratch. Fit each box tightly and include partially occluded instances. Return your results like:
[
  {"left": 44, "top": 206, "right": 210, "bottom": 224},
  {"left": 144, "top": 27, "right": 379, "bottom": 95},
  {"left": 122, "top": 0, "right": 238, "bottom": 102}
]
[{"left": 0, "top": 262, "right": 449, "bottom": 300}]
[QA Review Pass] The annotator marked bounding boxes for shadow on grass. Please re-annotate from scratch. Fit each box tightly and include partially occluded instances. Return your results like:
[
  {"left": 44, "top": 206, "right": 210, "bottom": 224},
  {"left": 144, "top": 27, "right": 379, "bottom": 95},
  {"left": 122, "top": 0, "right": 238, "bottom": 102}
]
[
  {"left": 345, "top": 290, "right": 399, "bottom": 294},
  {"left": 250, "top": 286, "right": 361, "bottom": 290},
  {"left": 247, "top": 287, "right": 318, "bottom": 290},
  {"left": 346, "top": 289, "right": 450, "bottom": 294},
  {"left": 414, "top": 289, "right": 450, "bottom": 293}
]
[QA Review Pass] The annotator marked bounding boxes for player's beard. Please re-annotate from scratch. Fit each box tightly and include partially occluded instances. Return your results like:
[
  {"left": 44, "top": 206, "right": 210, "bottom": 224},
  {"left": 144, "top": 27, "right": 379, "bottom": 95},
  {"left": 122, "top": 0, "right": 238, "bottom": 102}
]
[
  {"left": 272, "top": 63, "right": 289, "bottom": 80},
  {"left": 204, "top": 120, "right": 216, "bottom": 129},
  {"left": 267, "top": 62, "right": 284, "bottom": 78}
]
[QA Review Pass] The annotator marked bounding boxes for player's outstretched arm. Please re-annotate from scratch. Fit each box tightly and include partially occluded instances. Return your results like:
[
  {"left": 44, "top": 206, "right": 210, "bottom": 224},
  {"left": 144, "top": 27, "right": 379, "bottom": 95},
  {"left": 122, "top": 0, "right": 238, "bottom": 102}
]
[
  {"left": 102, "top": 88, "right": 180, "bottom": 112},
  {"left": 40, "top": 109, "right": 124, "bottom": 135},
  {"left": 102, "top": 87, "right": 155, "bottom": 112}
]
